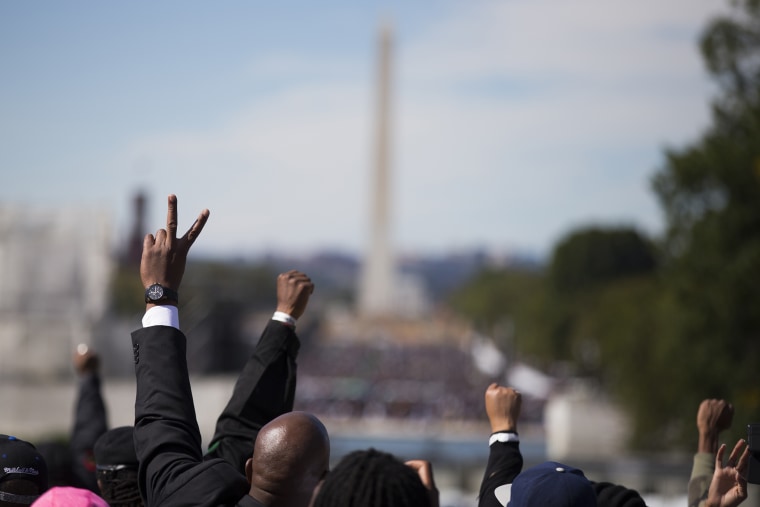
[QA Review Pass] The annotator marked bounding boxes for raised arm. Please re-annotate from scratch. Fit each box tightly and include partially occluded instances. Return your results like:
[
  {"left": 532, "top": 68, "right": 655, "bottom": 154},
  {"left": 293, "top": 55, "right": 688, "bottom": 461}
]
[
  {"left": 206, "top": 270, "right": 315, "bottom": 472},
  {"left": 689, "top": 399, "right": 734, "bottom": 507},
  {"left": 406, "top": 460, "right": 440, "bottom": 507},
  {"left": 132, "top": 195, "right": 249, "bottom": 506},
  {"left": 69, "top": 346, "right": 107, "bottom": 493},
  {"left": 478, "top": 383, "right": 523, "bottom": 507},
  {"left": 706, "top": 439, "right": 750, "bottom": 507}
]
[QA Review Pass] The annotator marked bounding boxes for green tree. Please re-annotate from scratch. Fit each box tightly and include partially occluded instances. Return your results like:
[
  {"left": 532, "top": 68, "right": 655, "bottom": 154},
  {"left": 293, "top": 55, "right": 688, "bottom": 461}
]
[
  {"left": 573, "top": 276, "right": 684, "bottom": 448},
  {"left": 651, "top": 0, "right": 760, "bottom": 447},
  {"left": 549, "top": 227, "right": 657, "bottom": 294},
  {"left": 540, "top": 227, "right": 658, "bottom": 371},
  {"left": 448, "top": 227, "right": 659, "bottom": 378},
  {"left": 448, "top": 267, "right": 547, "bottom": 363}
]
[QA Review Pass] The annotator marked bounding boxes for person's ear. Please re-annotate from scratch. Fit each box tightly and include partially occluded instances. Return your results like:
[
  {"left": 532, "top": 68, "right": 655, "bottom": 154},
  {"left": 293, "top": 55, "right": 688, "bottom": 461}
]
[{"left": 245, "top": 458, "right": 253, "bottom": 484}]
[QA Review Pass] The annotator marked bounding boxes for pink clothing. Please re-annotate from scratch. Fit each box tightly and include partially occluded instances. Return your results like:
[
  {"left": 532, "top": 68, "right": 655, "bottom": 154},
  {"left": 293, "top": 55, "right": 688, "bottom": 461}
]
[{"left": 32, "top": 486, "right": 109, "bottom": 507}]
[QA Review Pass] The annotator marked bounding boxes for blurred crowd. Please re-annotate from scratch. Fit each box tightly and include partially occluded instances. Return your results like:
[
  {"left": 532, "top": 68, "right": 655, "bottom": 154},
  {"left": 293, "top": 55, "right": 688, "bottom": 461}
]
[
  {"left": 0, "top": 195, "right": 753, "bottom": 507},
  {"left": 297, "top": 343, "right": 497, "bottom": 421}
]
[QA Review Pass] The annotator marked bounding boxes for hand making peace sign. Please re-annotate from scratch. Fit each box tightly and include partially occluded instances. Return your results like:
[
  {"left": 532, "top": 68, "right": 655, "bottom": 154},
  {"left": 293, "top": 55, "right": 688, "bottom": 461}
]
[{"left": 140, "top": 194, "right": 210, "bottom": 300}]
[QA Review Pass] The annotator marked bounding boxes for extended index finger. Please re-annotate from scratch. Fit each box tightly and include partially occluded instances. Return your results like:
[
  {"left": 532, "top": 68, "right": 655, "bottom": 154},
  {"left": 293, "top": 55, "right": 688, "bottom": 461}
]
[{"left": 166, "top": 194, "right": 178, "bottom": 244}]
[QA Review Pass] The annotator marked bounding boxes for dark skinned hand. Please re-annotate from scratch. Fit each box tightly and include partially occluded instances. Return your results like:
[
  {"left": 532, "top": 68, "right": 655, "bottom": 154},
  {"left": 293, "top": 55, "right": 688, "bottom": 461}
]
[
  {"left": 275, "top": 270, "right": 315, "bottom": 320},
  {"left": 140, "top": 194, "right": 209, "bottom": 308}
]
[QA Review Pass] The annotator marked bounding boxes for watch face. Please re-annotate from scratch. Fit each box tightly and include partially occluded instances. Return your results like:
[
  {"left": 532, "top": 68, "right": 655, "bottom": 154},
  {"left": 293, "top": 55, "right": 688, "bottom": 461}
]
[{"left": 147, "top": 284, "right": 164, "bottom": 301}]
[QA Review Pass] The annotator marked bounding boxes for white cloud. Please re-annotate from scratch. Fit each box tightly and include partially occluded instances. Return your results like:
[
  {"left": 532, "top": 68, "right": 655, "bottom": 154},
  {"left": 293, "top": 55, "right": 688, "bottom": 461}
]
[{"left": 118, "top": 0, "right": 728, "bottom": 256}]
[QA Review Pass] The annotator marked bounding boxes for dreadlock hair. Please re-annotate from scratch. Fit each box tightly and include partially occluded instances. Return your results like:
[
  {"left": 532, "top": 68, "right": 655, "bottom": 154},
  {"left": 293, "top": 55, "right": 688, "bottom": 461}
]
[
  {"left": 313, "top": 448, "right": 431, "bottom": 507},
  {"left": 96, "top": 468, "right": 143, "bottom": 507}
]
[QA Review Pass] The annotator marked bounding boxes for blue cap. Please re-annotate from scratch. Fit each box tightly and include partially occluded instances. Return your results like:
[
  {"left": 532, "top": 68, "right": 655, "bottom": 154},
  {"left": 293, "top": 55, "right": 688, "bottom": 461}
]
[{"left": 508, "top": 461, "right": 597, "bottom": 507}]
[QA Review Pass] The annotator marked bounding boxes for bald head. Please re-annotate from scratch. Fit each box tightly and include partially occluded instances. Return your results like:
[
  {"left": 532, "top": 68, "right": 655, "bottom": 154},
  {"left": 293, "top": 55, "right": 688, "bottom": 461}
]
[{"left": 247, "top": 411, "right": 330, "bottom": 507}]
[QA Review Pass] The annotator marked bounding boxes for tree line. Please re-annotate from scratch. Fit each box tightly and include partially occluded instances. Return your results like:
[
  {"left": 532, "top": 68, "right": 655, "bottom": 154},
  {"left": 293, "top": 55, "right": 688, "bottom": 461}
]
[{"left": 450, "top": 0, "right": 760, "bottom": 450}]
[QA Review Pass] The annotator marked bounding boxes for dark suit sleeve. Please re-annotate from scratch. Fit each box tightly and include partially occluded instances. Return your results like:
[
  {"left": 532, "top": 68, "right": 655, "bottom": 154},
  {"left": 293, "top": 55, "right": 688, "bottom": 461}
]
[
  {"left": 132, "top": 326, "right": 249, "bottom": 507},
  {"left": 478, "top": 440, "right": 523, "bottom": 507},
  {"left": 69, "top": 372, "right": 108, "bottom": 492},
  {"left": 205, "top": 320, "right": 300, "bottom": 473}
]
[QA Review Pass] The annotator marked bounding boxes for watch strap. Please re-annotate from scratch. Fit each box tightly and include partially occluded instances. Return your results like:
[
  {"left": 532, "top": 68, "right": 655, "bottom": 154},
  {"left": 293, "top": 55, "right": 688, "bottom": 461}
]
[{"left": 144, "top": 284, "right": 179, "bottom": 304}]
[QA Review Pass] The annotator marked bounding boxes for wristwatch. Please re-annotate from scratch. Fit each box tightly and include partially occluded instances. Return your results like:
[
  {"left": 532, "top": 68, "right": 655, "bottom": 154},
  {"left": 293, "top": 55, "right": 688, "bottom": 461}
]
[{"left": 144, "top": 283, "right": 179, "bottom": 304}]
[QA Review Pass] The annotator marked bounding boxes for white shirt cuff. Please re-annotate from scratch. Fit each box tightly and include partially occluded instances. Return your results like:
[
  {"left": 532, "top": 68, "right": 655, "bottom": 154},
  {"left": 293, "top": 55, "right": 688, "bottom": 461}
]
[
  {"left": 489, "top": 432, "right": 519, "bottom": 446},
  {"left": 142, "top": 305, "right": 180, "bottom": 330},
  {"left": 272, "top": 311, "right": 296, "bottom": 327}
]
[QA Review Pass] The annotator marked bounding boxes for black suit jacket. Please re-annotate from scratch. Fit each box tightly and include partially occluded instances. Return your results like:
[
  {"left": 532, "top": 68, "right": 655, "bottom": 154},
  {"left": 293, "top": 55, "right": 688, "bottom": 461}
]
[
  {"left": 132, "top": 320, "right": 299, "bottom": 507},
  {"left": 478, "top": 440, "right": 523, "bottom": 507},
  {"left": 477, "top": 440, "right": 647, "bottom": 507},
  {"left": 205, "top": 320, "right": 300, "bottom": 473}
]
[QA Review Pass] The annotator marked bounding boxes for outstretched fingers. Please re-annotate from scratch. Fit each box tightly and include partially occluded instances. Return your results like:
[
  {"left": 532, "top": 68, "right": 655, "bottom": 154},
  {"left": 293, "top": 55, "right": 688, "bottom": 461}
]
[
  {"left": 718, "top": 439, "right": 749, "bottom": 472},
  {"left": 140, "top": 193, "right": 209, "bottom": 292}
]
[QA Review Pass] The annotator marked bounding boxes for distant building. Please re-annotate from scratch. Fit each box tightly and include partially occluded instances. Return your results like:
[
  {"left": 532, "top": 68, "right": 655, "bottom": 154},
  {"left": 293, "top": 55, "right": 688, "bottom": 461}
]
[
  {"left": 357, "top": 21, "right": 400, "bottom": 319},
  {"left": 0, "top": 206, "right": 112, "bottom": 379},
  {"left": 124, "top": 191, "right": 147, "bottom": 267}
]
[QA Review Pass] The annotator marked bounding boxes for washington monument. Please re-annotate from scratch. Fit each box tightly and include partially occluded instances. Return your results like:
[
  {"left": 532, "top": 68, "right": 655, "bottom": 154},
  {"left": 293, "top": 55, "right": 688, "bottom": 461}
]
[{"left": 358, "top": 21, "right": 396, "bottom": 319}]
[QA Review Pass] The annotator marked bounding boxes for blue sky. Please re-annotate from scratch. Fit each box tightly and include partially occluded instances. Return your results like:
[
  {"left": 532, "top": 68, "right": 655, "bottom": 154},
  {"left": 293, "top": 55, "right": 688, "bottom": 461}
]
[{"left": 0, "top": 1, "right": 729, "bottom": 259}]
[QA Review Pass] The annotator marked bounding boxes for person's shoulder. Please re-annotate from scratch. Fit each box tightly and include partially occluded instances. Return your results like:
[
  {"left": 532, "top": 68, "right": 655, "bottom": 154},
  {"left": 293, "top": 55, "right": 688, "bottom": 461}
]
[{"left": 157, "top": 459, "right": 249, "bottom": 507}]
